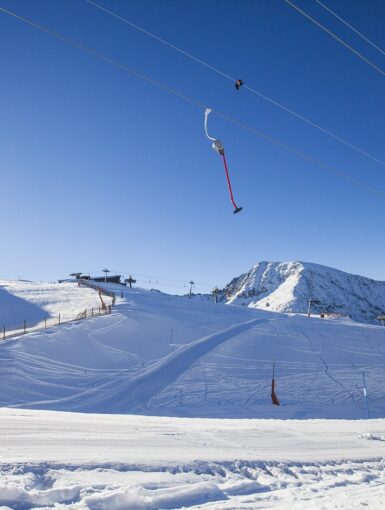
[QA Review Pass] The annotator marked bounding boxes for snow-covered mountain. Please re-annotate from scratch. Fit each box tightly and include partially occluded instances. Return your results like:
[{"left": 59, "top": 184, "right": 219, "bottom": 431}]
[{"left": 219, "top": 261, "right": 385, "bottom": 324}]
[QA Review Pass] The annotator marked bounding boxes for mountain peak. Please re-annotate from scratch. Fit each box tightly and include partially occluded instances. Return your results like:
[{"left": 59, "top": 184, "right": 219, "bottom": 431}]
[{"left": 221, "top": 261, "right": 385, "bottom": 323}]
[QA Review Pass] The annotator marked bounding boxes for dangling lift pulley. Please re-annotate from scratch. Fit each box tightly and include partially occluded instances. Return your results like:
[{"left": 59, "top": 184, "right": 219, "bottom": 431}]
[
  {"left": 235, "top": 79, "right": 244, "bottom": 90},
  {"left": 204, "top": 108, "right": 243, "bottom": 214}
]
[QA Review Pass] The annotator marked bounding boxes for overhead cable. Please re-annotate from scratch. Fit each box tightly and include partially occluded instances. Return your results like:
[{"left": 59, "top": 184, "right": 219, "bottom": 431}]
[
  {"left": 0, "top": 5, "right": 384, "bottom": 200},
  {"left": 315, "top": 0, "right": 385, "bottom": 57},
  {"left": 284, "top": 0, "right": 385, "bottom": 77},
  {"left": 84, "top": 0, "right": 385, "bottom": 169}
]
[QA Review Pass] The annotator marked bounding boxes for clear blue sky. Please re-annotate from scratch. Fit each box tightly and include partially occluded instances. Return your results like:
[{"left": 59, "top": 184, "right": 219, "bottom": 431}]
[{"left": 1, "top": 0, "right": 384, "bottom": 293}]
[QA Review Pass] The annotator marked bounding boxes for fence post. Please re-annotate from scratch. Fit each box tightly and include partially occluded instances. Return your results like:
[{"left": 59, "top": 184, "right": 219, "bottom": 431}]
[
  {"left": 109, "top": 304, "right": 112, "bottom": 314},
  {"left": 2, "top": 325, "right": 5, "bottom": 340},
  {"left": 23, "top": 320, "right": 26, "bottom": 335},
  {"left": 98, "top": 306, "right": 100, "bottom": 316},
  {"left": 91, "top": 307, "right": 93, "bottom": 317},
  {"left": 58, "top": 313, "right": 61, "bottom": 326},
  {"left": 44, "top": 317, "right": 47, "bottom": 329},
  {"left": 85, "top": 308, "right": 87, "bottom": 319}
]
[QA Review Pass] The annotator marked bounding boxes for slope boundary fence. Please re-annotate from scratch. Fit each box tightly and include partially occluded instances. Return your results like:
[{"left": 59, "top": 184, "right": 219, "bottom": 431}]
[
  {"left": 1, "top": 305, "right": 113, "bottom": 342},
  {"left": 1, "top": 280, "right": 118, "bottom": 342}
]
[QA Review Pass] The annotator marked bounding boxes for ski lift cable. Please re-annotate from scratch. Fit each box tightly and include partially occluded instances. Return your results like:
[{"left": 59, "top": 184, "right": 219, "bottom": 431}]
[
  {"left": 84, "top": 0, "right": 235, "bottom": 82},
  {"left": 109, "top": 267, "right": 217, "bottom": 288},
  {"left": 314, "top": 0, "right": 385, "bottom": 57},
  {"left": 284, "top": 0, "right": 385, "bottom": 77},
  {"left": 1, "top": 5, "right": 385, "bottom": 200},
  {"left": 84, "top": 0, "right": 385, "bottom": 169},
  {"left": 241, "top": 84, "right": 385, "bottom": 169},
  {"left": 214, "top": 109, "right": 385, "bottom": 199},
  {"left": 0, "top": 6, "right": 203, "bottom": 110}
]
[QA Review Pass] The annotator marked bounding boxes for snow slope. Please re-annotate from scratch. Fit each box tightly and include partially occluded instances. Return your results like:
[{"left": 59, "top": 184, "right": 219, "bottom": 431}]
[
  {"left": 1, "top": 408, "right": 385, "bottom": 509},
  {"left": 0, "top": 280, "right": 112, "bottom": 331},
  {"left": 220, "top": 261, "right": 385, "bottom": 324},
  {"left": 1, "top": 285, "right": 385, "bottom": 418},
  {"left": 2, "top": 284, "right": 385, "bottom": 508}
]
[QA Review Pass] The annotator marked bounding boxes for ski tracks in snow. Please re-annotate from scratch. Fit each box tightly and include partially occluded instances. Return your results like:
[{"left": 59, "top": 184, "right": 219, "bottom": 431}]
[
  {"left": 56, "top": 318, "right": 270, "bottom": 413},
  {"left": 294, "top": 318, "right": 362, "bottom": 406}
]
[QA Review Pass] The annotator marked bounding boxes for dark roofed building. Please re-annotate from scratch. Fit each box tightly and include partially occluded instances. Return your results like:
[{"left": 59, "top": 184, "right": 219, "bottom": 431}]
[{"left": 59, "top": 274, "right": 123, "bottom": 285}]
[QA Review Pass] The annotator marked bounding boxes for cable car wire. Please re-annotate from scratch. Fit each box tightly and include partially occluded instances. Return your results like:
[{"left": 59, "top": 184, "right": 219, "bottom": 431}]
[
  {"left": 314, "top": 0, "right": 385, "bottom": 57},
  {"left": 0, "top": 5, "right": 384, "bottom": 200},
  {"left": 84, "top": 0, "right": 385, "bottom": 169},
  {"left": 284, "top": 0, "right": 385, "bottom": 77}
]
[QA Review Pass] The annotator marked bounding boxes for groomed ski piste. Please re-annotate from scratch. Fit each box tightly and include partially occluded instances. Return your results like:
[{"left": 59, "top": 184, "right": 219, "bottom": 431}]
[{"left": 1, "top": 281, "right": 385, "bottom": 508}]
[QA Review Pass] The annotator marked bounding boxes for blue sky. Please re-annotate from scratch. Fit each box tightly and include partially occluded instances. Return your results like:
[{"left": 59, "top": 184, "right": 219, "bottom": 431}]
[{"left": 1, "top": 0, "right": 384, "bottom": 293}]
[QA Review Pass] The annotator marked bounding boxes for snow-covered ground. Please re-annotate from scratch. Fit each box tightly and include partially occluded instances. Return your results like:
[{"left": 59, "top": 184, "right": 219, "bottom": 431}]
[
  {"left": 1, "top": 285, "right": 385, "bottom": 418},
  {"left": 2, "top": 281, "right": 385, "bottom": 508},
  {"left": 1, "top": 409, "right": 385, "bottom": 509},
  {"left": 0, "top": 280, "right": 113, "bottom": 333}
]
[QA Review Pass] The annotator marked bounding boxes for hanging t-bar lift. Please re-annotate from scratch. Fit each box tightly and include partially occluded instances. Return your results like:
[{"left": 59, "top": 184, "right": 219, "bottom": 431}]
[{"left": 204, "top": 109, "right": 243, "bottom": 214}]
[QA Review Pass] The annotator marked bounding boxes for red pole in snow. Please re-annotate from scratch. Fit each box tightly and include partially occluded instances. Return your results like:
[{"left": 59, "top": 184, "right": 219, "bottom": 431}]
[
  {"left": 271, "top": 358, "right": 280, "bottom": 406},
  {"left": 271, "top": 379, "right": 280, "bottom": 406}
]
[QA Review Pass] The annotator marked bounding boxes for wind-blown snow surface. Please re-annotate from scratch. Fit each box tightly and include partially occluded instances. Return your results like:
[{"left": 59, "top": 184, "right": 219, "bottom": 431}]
[
  {"left": 220, "top": 261, "right": 385, "bottom": 324},
  {"left": 1, "top": 409, "right": 385, "bottom": 509},
  {"left": 1, "top": 285, "right": 385, "bottom": 418}
]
